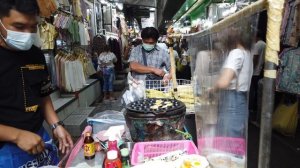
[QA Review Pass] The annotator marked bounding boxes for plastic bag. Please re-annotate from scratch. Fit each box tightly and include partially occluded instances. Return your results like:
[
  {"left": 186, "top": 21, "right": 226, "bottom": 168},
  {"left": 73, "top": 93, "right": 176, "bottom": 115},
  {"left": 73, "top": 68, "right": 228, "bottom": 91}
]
[
  {"left": 122, "top": 72, "right": 145, "bottom": 105},
  {"left": 272, "top": 98, "right": 298, "bottom": 136},
  {"left": 87, "top": 110, "right": 126, "bottom": 133}
]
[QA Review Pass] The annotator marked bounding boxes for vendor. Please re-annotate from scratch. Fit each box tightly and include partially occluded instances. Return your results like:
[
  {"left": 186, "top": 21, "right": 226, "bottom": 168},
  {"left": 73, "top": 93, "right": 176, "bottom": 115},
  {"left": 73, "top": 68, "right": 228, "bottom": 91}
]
[
  {"left": 129, "top": 27, "right": 172, "bottom": 84},
  {"left": 0, "top": 0, "right": 73, "bottom": 167}
]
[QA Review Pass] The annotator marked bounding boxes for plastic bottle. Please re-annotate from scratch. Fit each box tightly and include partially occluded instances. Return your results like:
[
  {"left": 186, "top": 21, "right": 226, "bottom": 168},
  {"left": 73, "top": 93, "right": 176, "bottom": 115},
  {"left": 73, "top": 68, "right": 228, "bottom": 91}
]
[
  {"left": 84, "top": 132, "right": 95, "bottom": 160},
  {"left": 108, "top": 135, "right": 121, "bottom": 159},
  {"left": 120, "top": 148, "right": 130, "bottom": 168},
  {"left": 104, "top": 150, "right": 122, "bottom": 168}
]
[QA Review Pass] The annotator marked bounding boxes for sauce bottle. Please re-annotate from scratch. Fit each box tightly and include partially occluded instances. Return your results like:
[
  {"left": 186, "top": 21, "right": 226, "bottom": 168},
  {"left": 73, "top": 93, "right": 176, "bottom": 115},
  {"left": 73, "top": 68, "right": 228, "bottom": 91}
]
[
  {"left": 120, "top": 148, "right": 130, "bottom": 168},
  {"left": 84, "top": 132, "right": 95, "bottom": 160},
  {"left": 104, "top": 150, "right": 122, "bottom": 168}
]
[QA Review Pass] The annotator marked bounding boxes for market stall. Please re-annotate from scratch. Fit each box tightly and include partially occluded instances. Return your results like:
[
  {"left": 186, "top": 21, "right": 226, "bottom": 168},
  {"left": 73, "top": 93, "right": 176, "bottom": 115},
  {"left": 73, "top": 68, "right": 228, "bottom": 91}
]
[{"left": 34, "top": 0, "right": 291, "bottom": 167}]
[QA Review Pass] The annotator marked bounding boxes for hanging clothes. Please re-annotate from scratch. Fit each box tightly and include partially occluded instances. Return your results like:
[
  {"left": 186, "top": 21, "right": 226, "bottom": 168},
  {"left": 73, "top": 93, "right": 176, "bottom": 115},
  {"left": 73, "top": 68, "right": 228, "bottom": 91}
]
[
  {"left": 72, "top": 0, "right": 83, "bottom": 17},
  {"left": 277, "top": 47, "right": 300, "bottom": 94},
  {"left": 78, "top": 22, "right": 90, "bottom": 46},
  {"left": 38, "top": 22, "right": 58, "bottom": 50},
  {"left": 108, "top": 38, "right": 122, "bottom": 71},
  {"left": 37, "top": 0, "right": 58, "bottom": 18},
  {"left": 281, "top": 0, "right": 300, "bottom": 47},
  {"left": 54, "top": 51, "right": 87, "bottom": 92},
  {"left": 44, "top": 51, "right": 58, "bottom": 88}
]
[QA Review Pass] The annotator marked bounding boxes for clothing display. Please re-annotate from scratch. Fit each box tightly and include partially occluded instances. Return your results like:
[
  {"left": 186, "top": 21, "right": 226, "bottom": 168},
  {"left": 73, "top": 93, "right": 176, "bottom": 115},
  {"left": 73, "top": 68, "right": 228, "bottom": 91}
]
[
  {"left": 55, "top": 50, "right": 95, "bottom": 92},
  {"left": 44, "top": 51, "right": 58, "bottom": 87},
  {"left": 53, "top": 13, "right": 91, "bottom": 45},
  {"left": 38, "top": 22, "right": 58, "bottom": 50},
  {"left": 57, "top": 0, "right": 70, "bottom": 6},
  {"left": 0, "top": 46, "right": 53, "bottom": 133},
  {"left": 281, "top": 0, "right": 300, "bottom": 47},
  {"left": 72, "top": 0, "right": 83, "bottom": 17},
  {"left": 37, "top": 0, "right": 58, "bottom": 18},
  {"left": 277, "top": 47, "right": 300, "bottom": 94},
  {"left": 78, "top": 22, "right": 91, "bottom": 46},
  {"left": 108, "top": 37, "right": 123, "bottom": 71}
]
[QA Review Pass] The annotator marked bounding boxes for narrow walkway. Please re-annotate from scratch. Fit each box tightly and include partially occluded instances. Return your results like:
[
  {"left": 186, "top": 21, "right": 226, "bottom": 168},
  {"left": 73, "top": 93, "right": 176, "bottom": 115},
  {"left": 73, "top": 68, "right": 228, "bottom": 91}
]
[{"left": 90, "top": 91, "right": 125, "bottom": 117}]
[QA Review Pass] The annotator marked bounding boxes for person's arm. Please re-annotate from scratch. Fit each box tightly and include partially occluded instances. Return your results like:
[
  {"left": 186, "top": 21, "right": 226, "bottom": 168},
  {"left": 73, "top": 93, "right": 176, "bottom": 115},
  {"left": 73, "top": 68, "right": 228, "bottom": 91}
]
[
  {"left": 214, "top": 49, "right": 243, "bottom": 90},
  {"left": 129, "top": 47, "right": 165, "bottom": 76},
  {"left": 112, "top": 53, "right": 117, "bottom": 63},
  {"left": 0, "top": 124, "right": 45, "bottom": 155},
  {"left": 41, "top": 96, "right": 73, "bottom": 154},
  {"left": 215, "top": 68, "right": 235, "bottom": 89},
  {"left": 130, "top": 62, "right": 165, "bottom": 76}
]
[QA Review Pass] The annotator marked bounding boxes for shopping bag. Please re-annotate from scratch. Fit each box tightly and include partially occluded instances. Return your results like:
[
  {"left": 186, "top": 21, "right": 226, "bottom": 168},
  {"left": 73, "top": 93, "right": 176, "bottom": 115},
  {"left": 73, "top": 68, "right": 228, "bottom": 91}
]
[
  {"left": 272, "top": 98, "right": 298, "bottom": 136},
  {"left": 122, "top": 72, "right": 145, "bottom": 105}
]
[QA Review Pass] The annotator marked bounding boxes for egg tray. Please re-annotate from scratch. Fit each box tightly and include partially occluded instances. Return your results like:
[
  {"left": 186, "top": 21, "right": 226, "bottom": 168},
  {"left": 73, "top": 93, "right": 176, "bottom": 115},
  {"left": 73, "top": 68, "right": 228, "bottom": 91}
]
[{"left": 126, "top": 98, "right": 186, "bottom": 114}]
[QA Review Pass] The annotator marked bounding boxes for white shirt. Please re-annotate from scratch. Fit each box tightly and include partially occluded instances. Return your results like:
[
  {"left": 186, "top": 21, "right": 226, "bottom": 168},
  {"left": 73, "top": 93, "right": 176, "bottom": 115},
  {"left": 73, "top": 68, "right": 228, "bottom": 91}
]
[
  {"left": 252, "top": 40, "right": 266, "bottom": 76},
  {"left": 223, "top": 49, "right": 253, "bottom": 92},
  {"left": 97, "top": 52, "right": 117, "bottom": 70}
]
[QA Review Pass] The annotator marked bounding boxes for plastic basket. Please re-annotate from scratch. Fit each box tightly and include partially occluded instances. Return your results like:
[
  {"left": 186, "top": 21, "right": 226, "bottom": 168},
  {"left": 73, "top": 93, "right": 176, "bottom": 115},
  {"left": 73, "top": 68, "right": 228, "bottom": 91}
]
[
  {"left": 131, "top": 140, "right": 198, "bottom": 165},
  {"left": 197, "top": 137, "right": 246, "bottom": 156}
]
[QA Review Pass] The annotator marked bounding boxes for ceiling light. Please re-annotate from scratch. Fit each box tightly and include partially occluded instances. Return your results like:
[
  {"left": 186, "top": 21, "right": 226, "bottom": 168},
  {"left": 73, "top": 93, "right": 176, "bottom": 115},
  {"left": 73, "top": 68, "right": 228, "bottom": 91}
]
[
  {"left": 116, "top": 3, "right": 123, "bottom": 10},
  {"left": 150, "top": 8, "right": 156, "bottom": 12}
]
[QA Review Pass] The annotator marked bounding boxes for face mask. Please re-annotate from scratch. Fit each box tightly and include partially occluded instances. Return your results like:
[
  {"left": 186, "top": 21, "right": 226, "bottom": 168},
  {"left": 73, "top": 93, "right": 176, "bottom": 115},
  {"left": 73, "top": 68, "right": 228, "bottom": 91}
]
[
  {"left": 0, "top": 20, "right": 36, "bottom": 50},
  {"left": 142, "top": 43, "right": 155, "bottom": 52}
]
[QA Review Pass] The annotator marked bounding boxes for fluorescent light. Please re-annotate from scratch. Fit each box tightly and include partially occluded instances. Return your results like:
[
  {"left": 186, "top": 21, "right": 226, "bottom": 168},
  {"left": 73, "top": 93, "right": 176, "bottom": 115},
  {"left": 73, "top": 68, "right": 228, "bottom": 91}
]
[
  {"left": 150, "top": 8, "right": 156, "bottom": 12},
  {"left": 116, "top": 3, "right": 123, "bottom": 10}
]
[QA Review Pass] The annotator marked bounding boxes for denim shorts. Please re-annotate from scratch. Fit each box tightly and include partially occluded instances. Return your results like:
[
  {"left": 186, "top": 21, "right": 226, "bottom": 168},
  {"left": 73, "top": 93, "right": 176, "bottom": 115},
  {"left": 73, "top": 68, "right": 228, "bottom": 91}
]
[{"left": 217, "top": 90, "right": 249, "bottom": 138}]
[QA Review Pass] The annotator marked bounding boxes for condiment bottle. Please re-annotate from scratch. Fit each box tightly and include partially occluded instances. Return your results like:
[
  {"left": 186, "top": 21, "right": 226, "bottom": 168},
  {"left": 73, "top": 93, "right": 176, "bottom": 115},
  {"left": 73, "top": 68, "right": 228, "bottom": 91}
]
[
  {"left": 120, "top": 148, "right": 130, "bottom": 168},
  {"left": 108, "top": 135, "right": 121, "bottom": 159},
  {"left": 84, "top": 132, "right": 95, "bottom": 160},
  {"left": 104, "top": 150, "right": 122, "bottom": 168}
]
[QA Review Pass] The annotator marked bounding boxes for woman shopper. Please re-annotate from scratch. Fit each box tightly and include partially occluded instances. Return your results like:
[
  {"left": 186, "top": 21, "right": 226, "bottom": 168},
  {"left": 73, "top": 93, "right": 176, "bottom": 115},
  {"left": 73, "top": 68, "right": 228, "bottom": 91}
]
[
  {"left": 98, "top": 45, "right": 117, "bottom": 101},
  {"left": 210, "top": 26, "right": 253, "bottom": 138}
]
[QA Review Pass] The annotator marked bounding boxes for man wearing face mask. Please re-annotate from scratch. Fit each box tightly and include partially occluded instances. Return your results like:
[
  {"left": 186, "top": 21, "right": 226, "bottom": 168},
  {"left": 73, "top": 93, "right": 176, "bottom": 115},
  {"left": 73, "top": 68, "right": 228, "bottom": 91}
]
[
  {"left": 0, "top": 0, "right": 73, "bottom": 167},
  {"left": 129, "top": 27, "right": 172, "bottom": 85}
]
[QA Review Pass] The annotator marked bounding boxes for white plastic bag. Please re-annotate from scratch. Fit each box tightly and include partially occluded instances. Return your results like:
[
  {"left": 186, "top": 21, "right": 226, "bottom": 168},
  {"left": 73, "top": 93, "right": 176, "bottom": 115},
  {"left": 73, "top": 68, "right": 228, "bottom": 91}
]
[{"left": 122, "top": 72, "right": 145, "bottom": 105}]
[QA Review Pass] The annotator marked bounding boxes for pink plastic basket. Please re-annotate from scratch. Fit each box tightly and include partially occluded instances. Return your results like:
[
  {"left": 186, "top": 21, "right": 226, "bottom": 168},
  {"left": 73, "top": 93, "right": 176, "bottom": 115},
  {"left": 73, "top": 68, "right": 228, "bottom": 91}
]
[
  {"left": 131, "top": 140, "right": 198, "bottom": 166},
  {"left": 198, "top": 137, "right": 246, "bottom": 156}
]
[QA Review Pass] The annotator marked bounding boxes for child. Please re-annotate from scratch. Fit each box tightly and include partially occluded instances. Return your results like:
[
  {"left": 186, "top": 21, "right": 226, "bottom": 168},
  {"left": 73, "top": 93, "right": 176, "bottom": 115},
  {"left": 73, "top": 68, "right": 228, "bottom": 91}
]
[{"left": 98, "top": 45, "right": 117, "bottom": 100}]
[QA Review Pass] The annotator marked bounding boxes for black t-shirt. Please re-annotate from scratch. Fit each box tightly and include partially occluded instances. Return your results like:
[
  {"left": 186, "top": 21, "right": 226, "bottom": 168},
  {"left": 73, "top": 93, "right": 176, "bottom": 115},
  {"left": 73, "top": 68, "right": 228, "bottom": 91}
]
[{"left": 0, "top": 46, "right": 53, "bottom": 133}]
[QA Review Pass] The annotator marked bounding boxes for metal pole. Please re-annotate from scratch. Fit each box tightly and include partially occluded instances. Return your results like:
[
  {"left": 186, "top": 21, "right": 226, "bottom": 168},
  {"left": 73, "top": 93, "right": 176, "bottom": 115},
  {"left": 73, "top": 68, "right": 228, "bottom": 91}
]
[{"left": 258, "top": 0, "right": 285, "bottom": 168}]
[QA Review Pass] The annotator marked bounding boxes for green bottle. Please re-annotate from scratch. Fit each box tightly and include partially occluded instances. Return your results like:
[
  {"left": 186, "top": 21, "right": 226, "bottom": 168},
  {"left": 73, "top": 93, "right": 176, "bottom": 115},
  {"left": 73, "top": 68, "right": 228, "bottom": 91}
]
[{"left": 120, "top": 148, "right": 130, "bottom": 168}]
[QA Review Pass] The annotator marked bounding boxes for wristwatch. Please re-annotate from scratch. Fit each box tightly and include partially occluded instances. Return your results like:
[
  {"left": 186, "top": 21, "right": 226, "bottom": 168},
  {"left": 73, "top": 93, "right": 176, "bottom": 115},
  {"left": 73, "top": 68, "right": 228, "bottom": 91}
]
[{"left": 51, "top": 121, "right": 65, "bottom": 130}]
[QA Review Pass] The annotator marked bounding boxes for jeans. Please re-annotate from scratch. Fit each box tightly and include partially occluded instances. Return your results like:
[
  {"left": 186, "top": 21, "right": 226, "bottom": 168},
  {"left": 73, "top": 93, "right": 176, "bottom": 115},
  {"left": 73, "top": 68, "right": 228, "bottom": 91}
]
[
  {"left": 0, "top": 127, "right": 59, "bottom": 168},
  {"left": 102, "top": 67, "right": 115, "bottom": 92},
  {"left": 217, "top": 90, "right": 248, "bottom": 138}
]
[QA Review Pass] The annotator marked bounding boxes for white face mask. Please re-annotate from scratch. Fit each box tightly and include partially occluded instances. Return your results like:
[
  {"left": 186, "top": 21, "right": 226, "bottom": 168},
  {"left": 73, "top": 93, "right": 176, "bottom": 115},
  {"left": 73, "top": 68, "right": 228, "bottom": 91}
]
[{"left": 0, "top": 20, "right": 36, "bottom": 50}]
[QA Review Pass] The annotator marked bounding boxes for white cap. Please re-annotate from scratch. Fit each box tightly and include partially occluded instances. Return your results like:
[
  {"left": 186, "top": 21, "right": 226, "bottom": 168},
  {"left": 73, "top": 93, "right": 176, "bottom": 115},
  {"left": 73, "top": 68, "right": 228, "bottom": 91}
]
[
  {"left": 107, "top": 150, "right": 118, "bottom": 160},
  {"left": 108, "top": 134, "right": 117, "bottom": 142}
]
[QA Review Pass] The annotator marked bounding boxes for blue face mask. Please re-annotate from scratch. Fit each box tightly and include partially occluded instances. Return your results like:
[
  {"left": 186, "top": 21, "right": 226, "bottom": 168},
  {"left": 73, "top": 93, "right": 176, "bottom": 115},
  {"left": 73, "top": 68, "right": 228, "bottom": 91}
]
[
  {"left": 0, "top": 20, "right": 36, "bottom": 50},
  {"left": 142, "top": 43, "right": 155, "bottom": 52}
]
